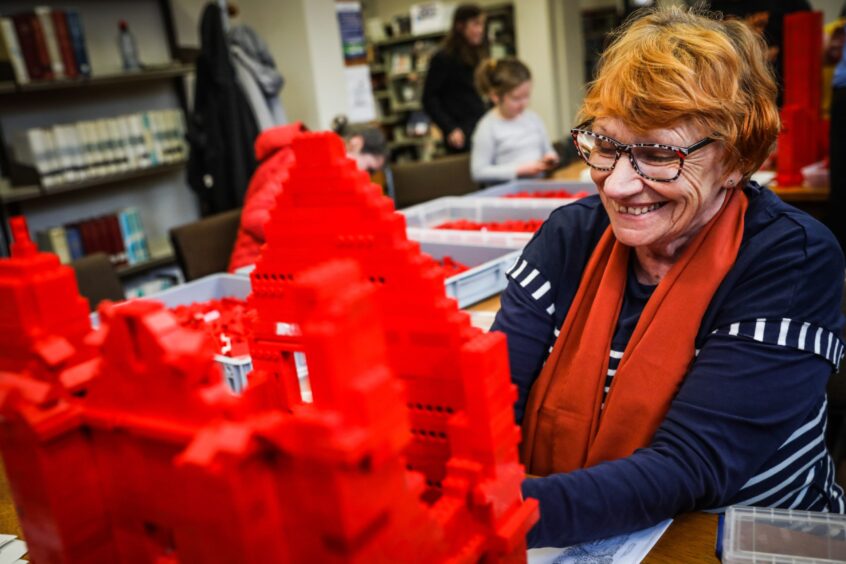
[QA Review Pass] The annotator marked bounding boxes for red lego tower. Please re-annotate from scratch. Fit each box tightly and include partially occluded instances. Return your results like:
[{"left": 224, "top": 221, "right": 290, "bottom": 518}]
[
  {"left": 777, "top": 11, "right": 824, "bottom": 187},
  {"left": 247, "top": 132, "right": 537, "bottom": 558},
  {"left": 0, "top": 132, "right": 538, "bottom": 562}
]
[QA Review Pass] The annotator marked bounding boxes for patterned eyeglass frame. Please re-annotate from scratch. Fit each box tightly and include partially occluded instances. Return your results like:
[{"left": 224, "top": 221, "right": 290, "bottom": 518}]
[{"left": 570, "top": 127, "right": 715, "bottom": 183}]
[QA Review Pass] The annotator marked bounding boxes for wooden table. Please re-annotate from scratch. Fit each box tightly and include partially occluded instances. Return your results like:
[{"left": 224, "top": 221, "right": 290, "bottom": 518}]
[{"left": 644, "top": 513, "right": 719, "bottom": 563}]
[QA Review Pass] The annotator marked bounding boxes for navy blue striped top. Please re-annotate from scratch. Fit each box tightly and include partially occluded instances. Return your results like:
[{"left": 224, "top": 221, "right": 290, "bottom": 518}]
[{"left": 492, "top": 184, "right": 846, "bottom": 548}]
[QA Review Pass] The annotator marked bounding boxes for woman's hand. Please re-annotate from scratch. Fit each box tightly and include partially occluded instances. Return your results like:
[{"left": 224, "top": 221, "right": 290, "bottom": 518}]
[{"left": 448, "top": 128, "right": 465, "bottom": 149}]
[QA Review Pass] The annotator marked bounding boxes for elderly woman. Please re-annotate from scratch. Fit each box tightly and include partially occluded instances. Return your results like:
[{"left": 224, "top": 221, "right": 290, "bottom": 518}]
[{"left": 492, "top": 8, "right": 846, "bottom": 548}]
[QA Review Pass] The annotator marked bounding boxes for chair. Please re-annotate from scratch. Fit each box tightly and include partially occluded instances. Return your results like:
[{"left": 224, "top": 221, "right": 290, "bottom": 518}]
[
  {"left": 169, "top": 208, "right": 242, "bottom": 281},
  {"left": 389, "top": 153, "right": 478, "bottom": 209},
  {"left": 70, "top": 252, "right": 125, "bottom": 312}
]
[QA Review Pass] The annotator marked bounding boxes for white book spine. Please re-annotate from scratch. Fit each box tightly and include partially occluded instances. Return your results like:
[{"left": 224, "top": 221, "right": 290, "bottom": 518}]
[
  {"left": 116, "top": 115, "right": 137, "bottom": 170},
  {"left": 34, "top": 7, "right": 66, "bottom": 79},
  {"left": 64, "top": 124, "right": 87, "bottom": 180},
  {"left": 0, "top": 18, "right": 29, "bottom": 84},
  {"left": 41, "top": 129, "right": 60, "bottom": 187},
  {"left": 173, "top": 109, "right": 188, "bottom": 160},
  {"left": 107, "top": 118, "right": 129, "bottom": 172},
  {"left": 129, "top": 114, "right": 151, "bottom": 168},
  {"left": 95, "top": 119, "right": 118, "bottom": 175},
  {"left": 52, "top": 125, "right": 76, "bottom": 183},
  {"left": 86, "top": 121, "right": 108, "bottom": 176},
  {"left": 141, "top": 112, "right": 162, "bottom": 166},
  {"left": 77, "top": 122, "right": 98, "bottom": 176}
]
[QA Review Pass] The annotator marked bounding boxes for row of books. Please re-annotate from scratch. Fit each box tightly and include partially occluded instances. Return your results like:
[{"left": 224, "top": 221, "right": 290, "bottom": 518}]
[
  {"left": 35, "top": 207, "right": 151, "bottom": 267},
  {"left": 13, "top": 109, "right": 187, "bottom": 188},
  {"left": 0, "top": 7, "right": 91, "bottom": 84}
]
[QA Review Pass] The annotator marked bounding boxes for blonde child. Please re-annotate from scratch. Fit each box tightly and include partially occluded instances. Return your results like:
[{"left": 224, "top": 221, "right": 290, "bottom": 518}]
[{"left": 471, "top": 58, "right": 558, "bottom": 184}]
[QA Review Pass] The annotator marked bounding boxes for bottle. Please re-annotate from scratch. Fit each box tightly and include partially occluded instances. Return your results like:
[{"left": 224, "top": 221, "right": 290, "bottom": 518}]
[{"left": 118, "top": 20, "right": 142, "bottom": 71}]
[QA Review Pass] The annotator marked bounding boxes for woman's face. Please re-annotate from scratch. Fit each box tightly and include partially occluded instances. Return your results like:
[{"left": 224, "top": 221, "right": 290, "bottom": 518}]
[
  {"left": 590, "top": 118, "right": 737, "bottom": 255},
  {"left": 459, "top": 16, "right": 486, "bottom": 46}
]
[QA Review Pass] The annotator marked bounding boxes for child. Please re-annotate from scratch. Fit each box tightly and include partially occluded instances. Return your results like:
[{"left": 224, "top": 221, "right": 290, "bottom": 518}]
[{"left": 471, "top": 58, "right": 558, "bottom": 184}]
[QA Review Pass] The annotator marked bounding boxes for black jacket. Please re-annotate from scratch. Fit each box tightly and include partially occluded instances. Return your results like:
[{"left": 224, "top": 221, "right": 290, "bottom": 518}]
[
  {"left": 422, "top": 50, "right": 486, "bottom": 150},
  {"left": 187, "top": 3, "right": 258, "bottom": 214}
]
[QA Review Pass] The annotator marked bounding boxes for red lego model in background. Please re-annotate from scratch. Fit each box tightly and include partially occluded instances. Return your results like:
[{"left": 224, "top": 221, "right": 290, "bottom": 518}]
[
  {"left": 0, "top": 132, "right": 538, "bottom": 562},
  {"left": 777, "top": 11, "right": 825, "bottom": 187}
]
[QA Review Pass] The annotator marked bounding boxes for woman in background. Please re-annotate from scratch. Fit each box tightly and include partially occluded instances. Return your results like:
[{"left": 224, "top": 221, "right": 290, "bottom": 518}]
[
  {"left": 422, "top": 4, "right": 487, "bottom": 154},
  {"left": 471, "top": 58, "right": 557, "bottom": 184}
]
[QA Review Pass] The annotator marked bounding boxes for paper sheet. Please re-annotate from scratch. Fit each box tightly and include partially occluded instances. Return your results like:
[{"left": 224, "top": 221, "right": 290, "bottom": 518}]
[
  {"left": 527, "top": 519, "right": 672, "bottom": 564},
  {"left": 0, "top": 534, "right": 27, "bottom": 564}
]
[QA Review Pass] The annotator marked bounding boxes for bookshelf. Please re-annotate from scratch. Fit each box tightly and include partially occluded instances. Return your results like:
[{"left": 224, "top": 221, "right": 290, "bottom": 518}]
[
  {"left": 0, "top": 63, "right": 192, "bottom": 95},
  {"left": 368, "top": 3, "right": 516, "bottom": 164},
  {"left": 0, "top": 0, "right": 197, "bottom": 292},
  {"left": 0, "top": 160, "right": 186, "bottom": 204}
]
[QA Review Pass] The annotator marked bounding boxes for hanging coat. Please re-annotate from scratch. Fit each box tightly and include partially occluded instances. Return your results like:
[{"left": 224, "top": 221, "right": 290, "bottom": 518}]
[{"left": 187, "top": 2, "right": 259, "bottom": 215}]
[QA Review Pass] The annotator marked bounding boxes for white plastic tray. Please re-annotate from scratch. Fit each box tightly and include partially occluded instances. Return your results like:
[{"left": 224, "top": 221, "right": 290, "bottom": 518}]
[
  {"left": 414, "top": 238, "right": 519, "bottom": 308},
  {"left": 402, "top": 196, "right": 569, "bottom": 249},
  {"left": 475, "top": 179, "right": 597, "bottom": 198}
]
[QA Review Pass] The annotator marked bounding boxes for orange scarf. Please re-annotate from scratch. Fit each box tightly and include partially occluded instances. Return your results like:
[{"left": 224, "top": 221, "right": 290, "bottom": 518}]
[{"left": 521, "top": 189, "right": 748, "bottom": 476}]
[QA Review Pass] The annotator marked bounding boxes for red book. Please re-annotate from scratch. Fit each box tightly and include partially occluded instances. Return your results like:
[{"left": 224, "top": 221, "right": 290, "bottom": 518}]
[
  {"left": 51, "top": 10, "right": 77, "bottom": 79},
  {"left": 104, "top": 214, "right": 127, "bottom": 266},
  {"left": 11, "top": 13, "right": 52, "bottom": 80},
  {"left": 93, "top": 217, "right": 114, "bottom": 263},
  {"left": 27, "top": 13, "right": 53, "bottom": 81},
  {"left": 78, "top": 218, "right": 98, "bottom": 256}
]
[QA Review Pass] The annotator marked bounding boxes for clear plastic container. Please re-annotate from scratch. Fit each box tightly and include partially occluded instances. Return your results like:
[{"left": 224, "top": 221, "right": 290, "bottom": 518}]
[{"left": 723, "top": 506, "right": 846, "bottom": 564}]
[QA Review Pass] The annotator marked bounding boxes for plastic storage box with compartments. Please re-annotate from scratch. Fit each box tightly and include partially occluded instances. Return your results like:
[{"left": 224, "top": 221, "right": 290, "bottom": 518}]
[
  {"left": 722, "top": 506, "right": 846, "bottom": 563},
  {"left": 142, "top": 274, "right": 253, "bottom": 393},
  {"left": 474, "top": 179, "right": 597, "bottom": 199},
  {"left": 401, "top": 196, "right": 573, "bottom": 249}
]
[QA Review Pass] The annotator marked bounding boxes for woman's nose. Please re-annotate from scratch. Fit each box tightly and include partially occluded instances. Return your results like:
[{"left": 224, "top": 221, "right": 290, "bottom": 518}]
[{"left": 600, "top": 154, "right": 644, "bottom": 200}]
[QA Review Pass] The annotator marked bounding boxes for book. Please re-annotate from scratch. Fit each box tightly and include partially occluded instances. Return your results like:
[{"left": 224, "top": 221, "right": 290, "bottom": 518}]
[
  {"left": 27, "top": 12, "right": 54, "bottom": 80},
  {"left": 36, "top": 226, "right": 71, "bottom": 263},
  {"left": 0, "top": 17, "right": 29, "bottom": 83},
  {"left": 104, "top": 214, "right": 127, "bottom": 265},
  {"left": 63, "top": 10, "right": 90, "bottom": 77},
  {"left": 12, "top": 12, "right": 52, "bottom": 80},
  {"left": 64, "top": 223, "right": 85, "bottom": 260},
  {"left": 51, "top": 124, "right": 78, "bottom": 183},
  {"left": 78, "top": 218, "right": 98, "bottom": 257},
  {"left": 117, "top": 208, "right": 137, "bottom": 264},
  {"left": 50, "top": 10, "right": 77, "bottom": 79},
  {"left": 34, "top": 7, "right": 65, "bottom": 79},
  {"left": 106, "top": 118, "right": 129, "bottom": 172},
  {"left": 119, "top": 207, "right": 150, "bottom": 264}
]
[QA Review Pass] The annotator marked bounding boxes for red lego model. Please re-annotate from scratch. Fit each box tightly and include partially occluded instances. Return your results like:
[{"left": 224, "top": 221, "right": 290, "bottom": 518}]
[
  {"left": 0, "top": 132, "right": 538, "bottom": 562},
  {"left": 777, "top": 11, "right": 825, "bottom": 187}
]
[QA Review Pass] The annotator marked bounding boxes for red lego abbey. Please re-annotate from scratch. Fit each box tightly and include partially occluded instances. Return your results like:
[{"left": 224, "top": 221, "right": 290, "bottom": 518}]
[{"left": 0, "top": 132, "right": 538, "bottom": 562}]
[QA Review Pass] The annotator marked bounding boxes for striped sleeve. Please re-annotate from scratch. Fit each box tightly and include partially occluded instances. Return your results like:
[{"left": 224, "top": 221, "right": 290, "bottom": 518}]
[
  {"left": 711, "top": 318, "right": 845, "bottom": 370},
  {"left": 506, "top": 257, "right": 556, "bottom": 316}
]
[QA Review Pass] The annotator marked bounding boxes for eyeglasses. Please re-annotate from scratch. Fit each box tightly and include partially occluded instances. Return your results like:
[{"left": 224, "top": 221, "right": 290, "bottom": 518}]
[{"left": 570, "top": 128, "right": 715, "bottom": 182}]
